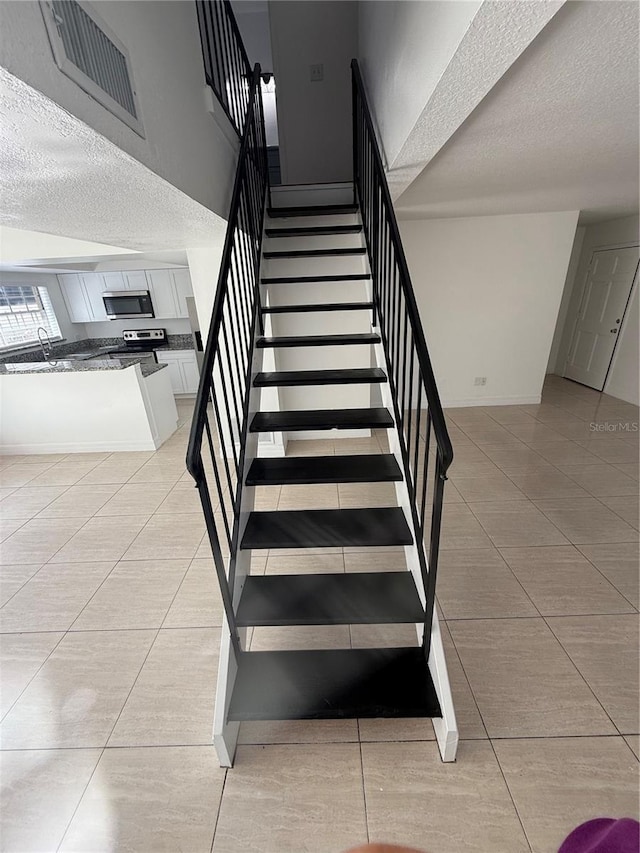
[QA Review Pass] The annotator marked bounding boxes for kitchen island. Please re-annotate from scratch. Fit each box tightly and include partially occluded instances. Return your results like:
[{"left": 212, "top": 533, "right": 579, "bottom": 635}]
[{"left": 0, "top": 358, "right": 179, "bottom": 453}]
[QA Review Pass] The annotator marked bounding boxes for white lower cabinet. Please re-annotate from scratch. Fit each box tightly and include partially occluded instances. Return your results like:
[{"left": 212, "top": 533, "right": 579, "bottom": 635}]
[{"left": 156, "top": 350, "right": 199, "bottom": 394}]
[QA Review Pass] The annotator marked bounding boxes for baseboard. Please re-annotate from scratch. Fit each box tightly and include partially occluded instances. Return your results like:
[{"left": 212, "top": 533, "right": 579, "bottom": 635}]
[
  {"left": 0, "top": 440, "right": 160, "bottom": 453},
  {"left": 442, "top": 395, "right": 542, "bottom": 408}
]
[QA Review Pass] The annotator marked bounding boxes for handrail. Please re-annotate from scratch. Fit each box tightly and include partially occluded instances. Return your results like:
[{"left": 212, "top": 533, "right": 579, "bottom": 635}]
[
  {"left": 186, "top": 63, "right": 268, "bottom": 657},
  {"left": 351, "top": 59, "right": 453, "bottom": 660},
  {"left": 196, "top": 0, "right": 253, "bottom": 136}
]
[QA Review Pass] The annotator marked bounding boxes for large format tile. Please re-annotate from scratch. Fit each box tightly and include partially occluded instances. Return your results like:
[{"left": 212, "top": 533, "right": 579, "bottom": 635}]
[
  {"left": 0, "top": 563, "right": 41, "bottom": 606},
  {"left": 499, "top": 545, "right": 635, "bottom": 616},
  {"left": 468, "top": 500, "right": 569, "bottom": 547},
  {"left": 440, "top": 504, "right": 493, "bottom": 550},
  {"left": 250, "top": 624, "right": 351, "bottom": 651},
  {"left": 95, "top": 482, "right": 173, "bottom": 516},
  {"left": 0, "top": 464, "right": 56, "bottom": 488},
  {"left": 437, "top": 548, "right": 537, "bottom": 619},
  {"left": 361, "top": 740, "right": 529, "bottom": 853},
  {"left": 109, "top": 628, "right": 219, "bottom": 746},
  {"left": 36, "top": 484, "right": 120, "bottom": 517},
  {"left": 0, "top": 517, "right": 86, "bottom": 564},
  {"left": 59, "top": 746, "right": 225, "bottom": 853},
  {"left": 0, "top": 561, "right": 115, "bottom": 632},
  {"left": 448, "top": 618, "right": 616, "bottom": 737},
  {"left": 504, "top": 466, "right": 590, "bottom": 500},
  {"left": 0, "top": 632, "right": 63, "bottom": 718},
  {"left": 547, "top": 614, "right": 639, "bottom": 733},
  {"left": 71, "top": 559, "right": 190, "bottom": 630},
  {"left": 278, "top": 483, "right": 340, "bottom": 510},
  {"left": 121, "top": 513, "right": 204, "bottom": 560},
  {"left": 534, "top": 496, "right": 638, "bottom": 544},
  {"left": 51, "top": 515, "right": 151, "bottom": 562},
  {"left": 266, "top": 550, "right": 345, "bottom": 574},
  {"left": 163, "top": 558, "right": 224, "bottom": 627},
  {"left": 28, "top": 461, "right": 102, "bottom": 487},
  {"left": 560, "top": 462, "right": 639, "bottom": 496},
  {"left": 0, "top": 629, "right": 155, "bottom": 748},
  {"left": 0, "top": 748, "right": 101, "bottom": 853},
  {"left": 440, "top": 622, "right": 487, "bottom": 740},
  {"left": 577, "top": 542, "right": 639, "bottom": 608},
  {"left": 239, "top": 718, "right": 359, "bottom": 745},
  {"left": 495, "top": 737, "right": 640, "bottom": 853},
  {"left": 213, "top": 744, "right": 367, "bottom": 853},
  {"left": 0, "top": 485, "right": 68, "bottom": 518},
  {"left": 600, "top": 494, "right": 639, "bottom": 528},
  {"left": 449, "top": 472, "right": 526, "bottom": 502}
]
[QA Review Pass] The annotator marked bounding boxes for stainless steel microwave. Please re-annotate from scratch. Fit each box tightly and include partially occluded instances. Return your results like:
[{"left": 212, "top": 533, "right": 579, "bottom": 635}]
[{"left": 103, "top": 291, "right": 154, "bottom": 320}]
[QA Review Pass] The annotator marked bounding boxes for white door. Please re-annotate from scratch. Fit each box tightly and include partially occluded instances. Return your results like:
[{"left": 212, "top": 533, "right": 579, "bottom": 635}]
[
  {"left": 179, "top": 355, "right": 200, "bottom": 393},
  {"left": 564, "top": 247, "right": 639, "bottom": 390},
  {"left": 59, "top": 274, "right": 91, "bottom": 323}
]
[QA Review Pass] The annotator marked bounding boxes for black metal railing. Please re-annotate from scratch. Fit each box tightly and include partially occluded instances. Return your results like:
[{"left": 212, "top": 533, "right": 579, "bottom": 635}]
[
  {"left": 196, "top": 0, "right": 252, "bottom": 136},
  {"left": 351, "top": 59, "right": 454, "bottom": 660},
  {"left": 186, "top": 65, "right": 268, "bottom": 656}
]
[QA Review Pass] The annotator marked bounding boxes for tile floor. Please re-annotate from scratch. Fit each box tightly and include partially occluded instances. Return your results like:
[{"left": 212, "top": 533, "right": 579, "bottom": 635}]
[{"left": 0, "top": 376, "right": 638, "bottom": 853}]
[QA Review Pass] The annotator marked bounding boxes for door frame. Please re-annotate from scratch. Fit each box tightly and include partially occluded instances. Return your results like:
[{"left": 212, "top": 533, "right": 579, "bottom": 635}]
[{"left": 562, "top": 241, "right": 639, "bottom": 390}]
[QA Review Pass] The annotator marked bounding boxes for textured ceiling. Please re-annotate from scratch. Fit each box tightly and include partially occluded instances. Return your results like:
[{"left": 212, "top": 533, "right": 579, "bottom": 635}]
[
  {"left": 396, "top": 1, "right": 639, "bottom": 224},
  {"left": 0, "top": 69, "right": 227, "bottom": 253}
]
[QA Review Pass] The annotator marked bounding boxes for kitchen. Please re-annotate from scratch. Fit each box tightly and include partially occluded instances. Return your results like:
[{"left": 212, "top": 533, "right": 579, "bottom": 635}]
[{"left": 0, "top": 259, "right": 203, "bottom": 454}]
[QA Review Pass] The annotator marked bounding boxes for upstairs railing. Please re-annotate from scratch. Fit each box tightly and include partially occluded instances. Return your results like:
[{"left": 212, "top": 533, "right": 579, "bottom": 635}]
[
  {"left": 351, "top": 59, "right": 454, "bottom": 660},
  {"left": 186, "top": 65, "right": 268, "bottom": 656},
  {"left": 196, "top": 0, "right": 252, "bottom": 136}
]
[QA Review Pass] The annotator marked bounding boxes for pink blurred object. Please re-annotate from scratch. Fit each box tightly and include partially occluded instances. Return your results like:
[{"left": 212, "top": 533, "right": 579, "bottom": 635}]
[{"left": 559, "top": 818, "right": 639, "bottom": 853}]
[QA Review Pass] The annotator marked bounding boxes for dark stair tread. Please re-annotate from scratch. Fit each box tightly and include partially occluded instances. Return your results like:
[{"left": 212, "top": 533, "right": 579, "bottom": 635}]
[
  {"left": 240, "top": 507, "right": 412, "bottom": 549},
  {"left": 246, "top": 454, "right": 402, "bottom": 486},
  {"left": 254, "top": 367, "right": 386, "bottom": 387},
  {"left": 236, "top": 572, "right": 424, "bottom": 626},
  {"left": 267, "top": 204, "right": 358, "bottom": 218},
  {"left": 257, "top": 333, "right": 380, "bottom": 348},
  {"left": 262, "top": 302, "right": 374, "bottom": 314},
  {"left": 228, "top": 647, "right": 441, "bottom": 721},
  {"left": 264, "top": 248, "right": 366, "bottom": 259},
  {"left": 250, "top": 407, "right": 394, "bottom": 432},
  {"left": 265, "top": 225, "right": 362, "bottom": 237},
  {"left": 261, "top": 273, "right": 371, "bottom": 284}
]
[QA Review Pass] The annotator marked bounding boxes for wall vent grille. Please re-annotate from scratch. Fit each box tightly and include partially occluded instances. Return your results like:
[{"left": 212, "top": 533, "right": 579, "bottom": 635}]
[{"left": 41, "top": 0, "right": 144, "bottom": 135}]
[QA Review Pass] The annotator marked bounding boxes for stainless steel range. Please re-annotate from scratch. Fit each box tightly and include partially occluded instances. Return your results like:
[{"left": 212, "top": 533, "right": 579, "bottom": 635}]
[{"left": 107, "top": 329, "right": 168, "bottom": 364}]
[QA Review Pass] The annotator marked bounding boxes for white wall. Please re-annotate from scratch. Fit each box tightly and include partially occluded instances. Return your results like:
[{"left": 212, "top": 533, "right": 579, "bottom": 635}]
[
  {"left": 553, "top": 215, "right": 639, "bottom": 366},
  {"left": 269, "top": 1, "right": 357, "bottom": 184},
  {"left": 358, "top": 0, "right": 481, "bottom": 167},
  {"left": 547, "top": 225, "right": 585, "bottom": 372},
  {"left": 0, "top": 270, "right": 87, "bottom": 344},
  {"left": 0, "top": 1, "right": 237, "bottom": 218},
  {"left": 399, "top": 211, "right": 579, "bottom": 407}
]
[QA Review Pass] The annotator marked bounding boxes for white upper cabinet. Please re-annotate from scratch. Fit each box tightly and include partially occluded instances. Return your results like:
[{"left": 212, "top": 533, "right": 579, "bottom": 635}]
[
  {"left": 146, "top": 270, "right": 178, "bottom": 319},
  {"left": 59, "top": 268, "right": 193, "bottom": 323},
  {"left": 80, "top": 274, "right": 108, "bottom": 321},
  {"left": 171, "top": 269, "right": 193, "bottom": 319},
  {"left": 123, "top": 271, "right": 148, "bottom": 291},
  {"left": 101, "top": 272, "right": 126, "bottom": 291},
  {"left": 59, "top": 274, "right": 91, "bottom": 323},
  {"left": 145, "top": 269, "right": 193, "bottom": 320}
]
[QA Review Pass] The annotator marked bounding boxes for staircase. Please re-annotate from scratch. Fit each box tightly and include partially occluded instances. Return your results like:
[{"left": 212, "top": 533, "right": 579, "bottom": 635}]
[{"left": 187, "top": 58, "right": 458, "bottom": 767}]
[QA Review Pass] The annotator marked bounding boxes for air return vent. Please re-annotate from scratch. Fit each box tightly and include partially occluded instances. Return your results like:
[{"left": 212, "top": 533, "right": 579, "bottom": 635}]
[{"left": 40, "top": 0, "right": 144, "bottom": 136}]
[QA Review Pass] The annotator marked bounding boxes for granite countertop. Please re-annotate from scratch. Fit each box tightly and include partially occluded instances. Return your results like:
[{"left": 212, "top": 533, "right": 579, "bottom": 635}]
[{"left": 0, "top": 359, "right": 167, "bottom": 378}]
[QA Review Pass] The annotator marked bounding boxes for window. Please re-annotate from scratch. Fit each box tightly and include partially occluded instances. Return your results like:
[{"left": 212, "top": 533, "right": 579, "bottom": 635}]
[
  {"left": 40, "top": 0, "right": 144, "bottom": 136},
  {"left": 0, "top": 285, "right": 62, "bottom": 351}
]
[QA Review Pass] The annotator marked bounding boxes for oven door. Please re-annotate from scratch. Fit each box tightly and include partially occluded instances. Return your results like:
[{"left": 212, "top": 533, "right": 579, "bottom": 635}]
[{"left": 102, "top": 291, "right": 155, "bottom": 319}]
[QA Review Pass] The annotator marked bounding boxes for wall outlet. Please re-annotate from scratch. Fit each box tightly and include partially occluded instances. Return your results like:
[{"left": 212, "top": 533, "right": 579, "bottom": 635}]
[
  {"left": 309, "top": 63, "right": 324, "bottom": 82},
  {"left": 474, "top": 376, "right": 487, "bottom": 386}
]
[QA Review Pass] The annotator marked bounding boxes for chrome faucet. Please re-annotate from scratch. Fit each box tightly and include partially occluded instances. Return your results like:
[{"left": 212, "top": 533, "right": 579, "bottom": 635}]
[{"left": 37, "top": 327, "right": 53, "bottom": 360}]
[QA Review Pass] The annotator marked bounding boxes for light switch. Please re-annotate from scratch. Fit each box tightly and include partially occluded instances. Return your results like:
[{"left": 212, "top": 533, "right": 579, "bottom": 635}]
[{"left": 310, "top": 63, "right": 324, "bottom": 82}]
